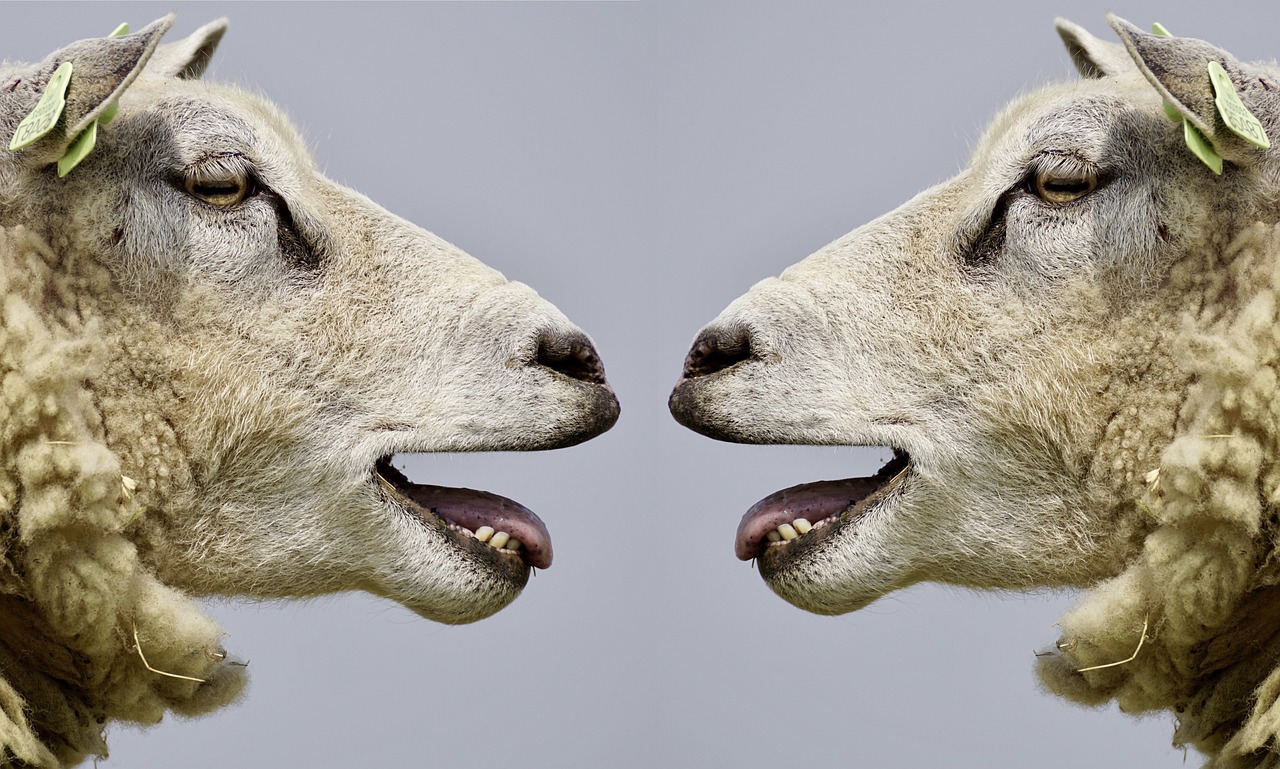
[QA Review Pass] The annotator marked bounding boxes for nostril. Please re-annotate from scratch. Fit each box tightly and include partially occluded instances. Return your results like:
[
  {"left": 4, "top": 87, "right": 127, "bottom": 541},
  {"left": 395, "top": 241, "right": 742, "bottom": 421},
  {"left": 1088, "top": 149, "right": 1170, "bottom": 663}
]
[
  {"left": 682, "top": 326, "right": 754, "bottom": 379},
  {"left": 535, "top": 330, "right": 607, "bottom": 385}
]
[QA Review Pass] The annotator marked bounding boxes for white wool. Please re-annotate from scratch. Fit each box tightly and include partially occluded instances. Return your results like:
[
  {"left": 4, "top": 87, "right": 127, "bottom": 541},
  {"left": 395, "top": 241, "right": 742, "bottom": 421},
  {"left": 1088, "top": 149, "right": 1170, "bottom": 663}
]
[
  {"left": 1038, "top": 224, "right": 1280, "bottom": 764},
  {"left": 0, "top": 226, "right": 245, "bottom": 767}
]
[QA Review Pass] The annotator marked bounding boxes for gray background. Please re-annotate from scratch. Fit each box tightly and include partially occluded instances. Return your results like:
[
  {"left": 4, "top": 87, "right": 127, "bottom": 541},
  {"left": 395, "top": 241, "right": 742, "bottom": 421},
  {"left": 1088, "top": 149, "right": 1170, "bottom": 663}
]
[{"left": 7, "top": 1, "right": 1276, "bottom": 767}]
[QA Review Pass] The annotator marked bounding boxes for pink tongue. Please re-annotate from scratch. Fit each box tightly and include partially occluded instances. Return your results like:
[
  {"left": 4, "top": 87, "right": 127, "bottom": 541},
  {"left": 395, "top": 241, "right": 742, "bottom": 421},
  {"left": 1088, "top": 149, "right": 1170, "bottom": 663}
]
[
  {"left": 402, "top": 484, "right": 553, "bottom": 569},
  {"left": 735, "top": 477, "right": 886, "bottom": 561}
]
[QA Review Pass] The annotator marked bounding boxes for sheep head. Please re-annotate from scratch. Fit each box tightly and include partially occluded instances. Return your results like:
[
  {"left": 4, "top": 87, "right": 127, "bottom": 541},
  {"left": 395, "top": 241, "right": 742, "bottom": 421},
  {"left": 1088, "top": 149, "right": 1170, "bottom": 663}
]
[
  {"left": 1, "top": 16, "right": 618, "bottom": 631},
  {"left": 671, "top": 13, "right": 1280, "bottom": 759},
  {"left": 671, "top": 17, "right": 1279, "bottom": 614}
]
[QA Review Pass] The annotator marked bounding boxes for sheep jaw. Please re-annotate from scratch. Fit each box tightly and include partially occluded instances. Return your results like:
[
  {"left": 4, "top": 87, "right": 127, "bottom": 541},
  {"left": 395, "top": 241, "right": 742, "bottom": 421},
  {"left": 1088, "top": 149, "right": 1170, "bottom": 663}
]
[
  {"left": 739, "top": 449, "right": 911, "bottom": 565},
  {"left": 373, "top": 457, "right": 552, "bottom": 571}
]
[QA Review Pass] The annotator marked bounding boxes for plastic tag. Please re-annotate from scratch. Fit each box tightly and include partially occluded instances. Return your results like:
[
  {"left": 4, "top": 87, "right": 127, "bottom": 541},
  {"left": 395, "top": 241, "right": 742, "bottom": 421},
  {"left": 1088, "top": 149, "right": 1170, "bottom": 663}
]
[
  {"left": 98, "top": 103, "right": 119, "bottom": 126},
  {"left": 1151, "top": 22, "right": 1171, "bottom": 36},
  {"left": 57, "top": 119, "right": 96, "bottom": 177},
  {"left": 108, "top": 22, "right": 129, "bottom": 38},
  {"left": 9, "top": 61, "right": 73, "bottom": 151},
  {"left": 1183, "top": 119, "right": 1223, "bottom": 175},
  {"left": 1208, "top": 60, "right": 1270, "bottom": 149}
]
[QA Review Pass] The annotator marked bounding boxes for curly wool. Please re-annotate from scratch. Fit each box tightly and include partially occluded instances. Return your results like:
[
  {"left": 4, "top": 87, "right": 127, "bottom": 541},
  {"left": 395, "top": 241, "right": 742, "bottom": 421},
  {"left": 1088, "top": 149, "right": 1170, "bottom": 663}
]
[
  {"left": 1037, "top": 222, "right": 1280, "bottom": 767},
  {"left": 0, "top": 226, "right": 245, "bottom": 768}
]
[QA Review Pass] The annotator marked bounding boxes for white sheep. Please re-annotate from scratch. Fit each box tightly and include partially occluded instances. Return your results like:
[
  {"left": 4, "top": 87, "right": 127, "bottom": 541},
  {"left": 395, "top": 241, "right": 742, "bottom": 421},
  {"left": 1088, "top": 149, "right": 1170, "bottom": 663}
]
[
  {"left": 0, "top": 16, "right": 618, "bottom": 767},
  {"left": 671, "top": 15, "right": 1280, "bottom": 765}
]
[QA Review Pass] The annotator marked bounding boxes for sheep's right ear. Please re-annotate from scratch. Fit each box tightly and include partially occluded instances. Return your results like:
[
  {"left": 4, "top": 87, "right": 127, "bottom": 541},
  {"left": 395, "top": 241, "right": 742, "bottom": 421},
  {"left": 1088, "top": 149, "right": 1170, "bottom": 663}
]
[
  {"left": 4, "top": 15, "right": 173, "bottom": 169},
  {"left": 148, "top": 18, "right": 227, "bottom": 80},
  {"left": 1109, "top": 14, "right": 1276, "bottom": 169},
  {"left": 1056, "top": 18, "right": 1133, "bottom": 79}
]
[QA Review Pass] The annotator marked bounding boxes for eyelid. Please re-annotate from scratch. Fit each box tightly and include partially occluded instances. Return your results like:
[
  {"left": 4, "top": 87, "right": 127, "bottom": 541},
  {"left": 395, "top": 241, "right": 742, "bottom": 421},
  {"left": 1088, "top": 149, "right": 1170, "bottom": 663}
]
[
  {"left": 184, "top": 152, "right": 253, "bottom": 183},
  {"left": 1027, "top": 151, "right": 1099, "bottom": 181}
]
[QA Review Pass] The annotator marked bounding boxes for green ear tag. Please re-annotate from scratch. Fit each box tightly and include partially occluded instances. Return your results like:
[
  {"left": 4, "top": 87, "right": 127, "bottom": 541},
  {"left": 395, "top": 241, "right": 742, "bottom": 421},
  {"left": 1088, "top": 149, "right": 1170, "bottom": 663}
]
[
  {"left": 1208, "top": 60, "right": 1271, "bottom": 149},
  {"left": 1184, "top": 119, "right": 1224, "bottom": 175},
  {"left": 98, "top": 23, "right": 129, "bottom": 125},
  {"left": 1151, "top": 22, "right": 1172, "bottom": 36},
  {"left": 9, "top": 61, "right": 73, "bottom": 151},
  {"left": 57, "top": 119, "right": 96, "bottom": 177}
]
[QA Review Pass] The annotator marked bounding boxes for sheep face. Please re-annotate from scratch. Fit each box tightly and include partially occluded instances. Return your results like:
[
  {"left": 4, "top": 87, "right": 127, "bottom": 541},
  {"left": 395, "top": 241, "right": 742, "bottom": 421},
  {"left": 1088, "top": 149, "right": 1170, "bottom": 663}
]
[
  {"left": 671, "top": 16, "right": 1280, "bottom": 615},
  {"left": 3, "top": 17, "right": 618, "bottom": 624}
]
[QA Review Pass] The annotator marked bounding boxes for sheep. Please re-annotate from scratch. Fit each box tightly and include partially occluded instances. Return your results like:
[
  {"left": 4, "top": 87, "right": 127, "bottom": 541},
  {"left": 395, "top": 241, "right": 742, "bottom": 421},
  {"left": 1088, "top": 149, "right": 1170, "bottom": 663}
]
[
  {"left": 670, "top": 14, "right": 1280, "bottom": 766},
  {"left": 0, "top": 16, "right": 618, "bottom": 767}
]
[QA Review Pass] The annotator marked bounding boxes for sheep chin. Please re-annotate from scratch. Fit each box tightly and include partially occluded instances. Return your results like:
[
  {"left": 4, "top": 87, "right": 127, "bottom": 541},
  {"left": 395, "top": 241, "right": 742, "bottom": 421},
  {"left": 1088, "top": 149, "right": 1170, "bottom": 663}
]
[{"left": 747, "top": 447, "right": 916, "bottom": 609}]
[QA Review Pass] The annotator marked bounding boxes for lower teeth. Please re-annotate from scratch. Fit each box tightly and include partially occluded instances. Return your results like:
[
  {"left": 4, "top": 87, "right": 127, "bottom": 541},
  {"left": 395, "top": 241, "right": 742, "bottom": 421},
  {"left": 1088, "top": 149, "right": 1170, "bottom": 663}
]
[
  {"left": 473, "top": 525, "right": 521, "bottom": 551},
  {"left": 768, "top": 517, "right": 815, "bottom": 544}
]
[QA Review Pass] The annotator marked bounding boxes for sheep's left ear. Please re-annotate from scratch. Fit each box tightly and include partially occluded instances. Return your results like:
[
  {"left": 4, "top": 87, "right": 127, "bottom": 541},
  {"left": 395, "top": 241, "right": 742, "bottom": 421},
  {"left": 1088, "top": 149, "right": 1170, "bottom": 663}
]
[
  {"left": 1109, "top": 14, "right": 1277, "bottom": 168},
  {"left": 1056, "top": 18, "right": 1133, "bottom": 79},
  {"left": 148, "top": 18, "right": 227, "bottom": 79}
]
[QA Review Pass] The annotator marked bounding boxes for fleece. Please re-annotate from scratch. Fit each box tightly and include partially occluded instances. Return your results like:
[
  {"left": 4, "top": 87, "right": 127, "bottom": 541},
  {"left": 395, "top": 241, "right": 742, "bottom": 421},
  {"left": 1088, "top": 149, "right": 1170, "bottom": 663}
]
[
  {"left": 0, "top": 225, "right": 244, "bottom": 767},
  {"left": 1038, "top": 222, "right": 1280, "bottom": 767}
]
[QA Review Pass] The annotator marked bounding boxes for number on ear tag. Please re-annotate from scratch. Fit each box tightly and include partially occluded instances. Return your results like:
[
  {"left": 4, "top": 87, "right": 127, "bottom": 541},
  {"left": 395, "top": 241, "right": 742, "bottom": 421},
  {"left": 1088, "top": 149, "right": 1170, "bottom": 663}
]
[
  {"left": 1208, "top": 60, "right": 1270, "bottom": 150},
  {"left": 9, "top": 61, "right": 73, "bottom": 151}
]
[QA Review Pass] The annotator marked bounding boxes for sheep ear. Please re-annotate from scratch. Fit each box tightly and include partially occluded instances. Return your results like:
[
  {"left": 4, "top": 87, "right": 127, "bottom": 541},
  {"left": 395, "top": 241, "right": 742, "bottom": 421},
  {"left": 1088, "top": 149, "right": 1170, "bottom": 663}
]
[
  {"left": 1056, "top": 18, "right": 1133, "bottom": 79},
  {"left": 148, "top": 18, "right": 227, "bottom": 80},
  {"left": 5, "top": 15, "right": 173, "bottom": 169},
  {"left": 1108, "top": 14, "right": 1276, "bottom": 167}
]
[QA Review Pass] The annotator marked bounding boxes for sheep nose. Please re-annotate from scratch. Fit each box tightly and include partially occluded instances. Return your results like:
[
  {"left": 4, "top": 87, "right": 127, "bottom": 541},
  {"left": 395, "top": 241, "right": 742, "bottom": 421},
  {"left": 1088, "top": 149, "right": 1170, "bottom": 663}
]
[
  {"left": 681, "top": 325, "right": 754, "bottom": 379},
  {"left": 535, "top": 330, "right": 607, "bottom": 385}
]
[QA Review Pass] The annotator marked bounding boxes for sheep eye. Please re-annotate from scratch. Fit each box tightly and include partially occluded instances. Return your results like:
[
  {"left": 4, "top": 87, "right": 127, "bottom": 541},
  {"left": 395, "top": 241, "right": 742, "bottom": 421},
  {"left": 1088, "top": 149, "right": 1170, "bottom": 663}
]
[
  {"left": 1031, "top": 169, "right": 1098, "bottom": 205},
  {"left": 184, "top": 174, "right": 255, "bottom": 207}
]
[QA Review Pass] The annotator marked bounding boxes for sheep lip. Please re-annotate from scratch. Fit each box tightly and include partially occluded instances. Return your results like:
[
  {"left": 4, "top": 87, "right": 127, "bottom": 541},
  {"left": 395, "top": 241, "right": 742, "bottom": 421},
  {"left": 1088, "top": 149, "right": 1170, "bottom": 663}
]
[
  {"left": 372, "top": 458, "right": 553, "bottom": 569},
  {"left": 735, "top": 449, "right": 911, "bottom": 561}
]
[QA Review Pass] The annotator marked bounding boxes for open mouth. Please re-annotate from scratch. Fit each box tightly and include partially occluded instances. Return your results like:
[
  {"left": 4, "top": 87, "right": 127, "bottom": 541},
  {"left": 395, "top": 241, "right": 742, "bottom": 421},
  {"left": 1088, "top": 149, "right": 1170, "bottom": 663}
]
[
  {"left": 735, "top": 448, "right": 911, "bottom": 561},
  {"left": 373, "top": 457, "right": 553, "bottom": 570}
]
